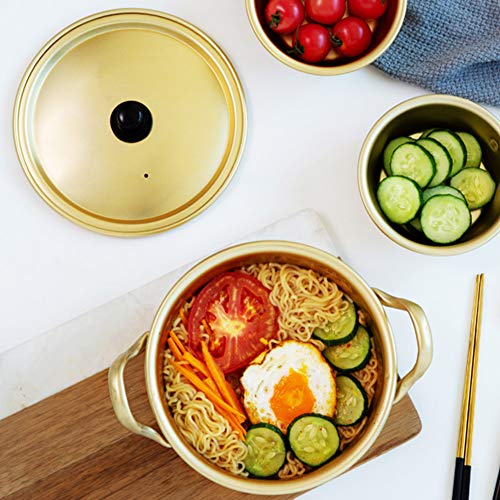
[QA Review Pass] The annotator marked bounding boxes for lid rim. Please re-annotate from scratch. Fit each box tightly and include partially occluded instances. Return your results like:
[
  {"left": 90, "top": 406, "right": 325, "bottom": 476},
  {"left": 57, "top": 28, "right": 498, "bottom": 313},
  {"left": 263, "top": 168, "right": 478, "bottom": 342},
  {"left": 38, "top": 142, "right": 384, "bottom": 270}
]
[{"left": 13, "top": 8, "right": 247, "bottom": 237}]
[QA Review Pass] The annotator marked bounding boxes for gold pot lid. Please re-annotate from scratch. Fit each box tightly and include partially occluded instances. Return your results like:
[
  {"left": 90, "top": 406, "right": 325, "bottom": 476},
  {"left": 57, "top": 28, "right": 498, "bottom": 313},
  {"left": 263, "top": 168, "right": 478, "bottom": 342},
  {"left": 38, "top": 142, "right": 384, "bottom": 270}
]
[{"left": 13, "top": 9, "right": 246, "bottom": 236}]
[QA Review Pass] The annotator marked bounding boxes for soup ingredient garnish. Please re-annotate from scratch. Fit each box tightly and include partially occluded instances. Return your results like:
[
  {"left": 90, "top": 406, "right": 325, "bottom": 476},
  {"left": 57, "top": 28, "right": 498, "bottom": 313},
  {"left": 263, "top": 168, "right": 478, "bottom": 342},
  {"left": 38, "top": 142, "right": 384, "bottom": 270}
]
[
  {"left": 172, "top": 361, "right": 245, "bottom": 418},
  {"left": 167, "top": 336, "right": 184, "bottom": 361},
  {"left": 422, "top": 185, "right": 465, "bottom": 204},
  {"left": 347, "top": 0, "right": 388, "bottom": 19},
  {"left": 172, "top": 365, "right": 246, "bottom": 438},
  {"left": 291, "top": 23, "right": 331, "bottom": 63},
  {"left": 420, "top": 128, "right": 438, "bottom": 138},
  {"left": 168, "top": 332, "right": 246, "bottom": 437},
  {"left": 188, "top": 271, "right": 278, "bottom": 374},
  {"left": 313, "top": 300, "right": 358, "bottom": 346},
  {"left": 409, "top": 217, "right": 422, "bottom": 232},
  {"left": 416, "top": 138, "right": 452, "bottom": 187},
  {"left": 420, "top": 195, "right": 471, "bottom": 244},
  {"left": 376, "top": 128, "right": 497, "bottom": 244},
  {"left": 376, "top": 176, "right": 423, "bottom": 224},
  {"left": 426, "top": 130, "right": 466, "bottom": 176},
  {"left": 244, "top": 423, "right": 287, "bottom": 477},
  {"left": 201, "top": 341, "right": 245, "bottom": 415},
  {"left": 169, "top": 331, "right": 211, "bottom": 378},
  {"left": 450, "top": 168, "right": 497, "bottom": 210},
  {"left": 179, "top": 307, "right": 189, "bottom": 328},
  {"left": 383, "top": 136, "right": 413, "bottom": 175},
  {"left": 287, "top": 414, "right": 340, "bottom": 467},
  {"left": 331, "top": 17, "right": 372, "bottom": 57},
  {"left": 265, "top": 0, "right": 305, "bottom": 34},
  {"left": 241, "top": 341, "right": 337, "bottom": 432},
  {"left": 323, "top": 325, "right": 371, "bottom": 373},
  {"left": 333, "top": 375, "right": 368, "bottom": 426},
  {"left": 389, "top": 143, "right": 436, "bottom": 188},
  {"left": 305, "top": 0, "right": 345, "bottom": 25},
  {"left": 457, "top": 132, "right": 482, "bottom": 168}
]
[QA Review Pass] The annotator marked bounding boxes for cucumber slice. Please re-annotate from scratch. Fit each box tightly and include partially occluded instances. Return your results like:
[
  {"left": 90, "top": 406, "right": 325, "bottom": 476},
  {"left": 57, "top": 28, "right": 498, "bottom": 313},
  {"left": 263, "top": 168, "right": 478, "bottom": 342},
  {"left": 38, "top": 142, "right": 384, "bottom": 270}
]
[
  {"left": 323, "top": 326, "right": 371, "bottom": 373},
  {"left": 421, "top": 195, "right": 471, "bottom": 244},
  {"left": 333, "top": 375, "right": 368, "bottom": 426},
  {"left": 287, "top": 414, "right": 339, "bottom": 467},
  {"left": 450, "top": 167, "right": 497, "bottom": 210},
  {"left": 383, "top": 137, "right": 413, "bottom": 175},
  {"left": 457, "top": 132, "right": 482, "bottom": 168},
  {"left": 416, "top": 138, "right": 452, "bottom": 186},
  {"left": 313, "top": 301, "right": 357, "bottom": 346},
  {"left": 427, "top": 130, "right": 466, "bottom": 176},
  {"left": 409, "top": 217, "right": 422, "bottom": 232},
  {"left": 377, "top": 176, "right": 423, "bottom": 224},
  {"left": 390, "top": 143, "right": 436, "bottom": 188},
  {"left": 420, "top": 128, "right": 438, "bottom": 138},
  {"left": 244, "top": 423, "right": 287, "bottom": 477},
  {"left": 423, "top": 185, "right": 466, "bottom": 204}
]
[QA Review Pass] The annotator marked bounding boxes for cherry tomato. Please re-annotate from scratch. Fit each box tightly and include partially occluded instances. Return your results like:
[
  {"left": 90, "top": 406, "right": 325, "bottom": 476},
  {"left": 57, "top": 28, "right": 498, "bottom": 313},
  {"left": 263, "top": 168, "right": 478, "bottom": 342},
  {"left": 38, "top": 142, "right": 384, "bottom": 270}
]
[
  {"left": 292, "top": 23, "right": 331, "bottom": 63},
  {"left": 188, "top": 272, "right": 279, "bottom": 374},
  {"left": 305, "top": 0, "right": 345, "bottom": 25},
  {"left": 265, "top": 0, "right": 305, "bottom": 35},
  {"left": 331, "top": 17, "right": 372, "bottom": 57},
  {"left": 348, "top": 0, "right": 388, "bottom": 19}
]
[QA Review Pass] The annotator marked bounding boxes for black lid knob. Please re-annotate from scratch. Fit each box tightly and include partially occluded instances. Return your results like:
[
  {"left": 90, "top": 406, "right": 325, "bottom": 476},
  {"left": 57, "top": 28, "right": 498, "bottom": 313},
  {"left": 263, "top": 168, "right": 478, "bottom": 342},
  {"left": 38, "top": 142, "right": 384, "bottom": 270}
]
[{"left": 110, "top": 101, "right": 153, "bottom": 143}]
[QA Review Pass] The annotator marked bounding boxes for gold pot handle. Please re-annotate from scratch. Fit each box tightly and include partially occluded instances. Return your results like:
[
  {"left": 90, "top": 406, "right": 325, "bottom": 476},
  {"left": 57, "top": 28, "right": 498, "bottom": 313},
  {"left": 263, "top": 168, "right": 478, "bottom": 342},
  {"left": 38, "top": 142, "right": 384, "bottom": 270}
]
[
  {"left": 108, "top": 331, "right": 171, "bottom": 448},
  {"left": 373, "top": 289, "right": 433, "bottom": 405}
]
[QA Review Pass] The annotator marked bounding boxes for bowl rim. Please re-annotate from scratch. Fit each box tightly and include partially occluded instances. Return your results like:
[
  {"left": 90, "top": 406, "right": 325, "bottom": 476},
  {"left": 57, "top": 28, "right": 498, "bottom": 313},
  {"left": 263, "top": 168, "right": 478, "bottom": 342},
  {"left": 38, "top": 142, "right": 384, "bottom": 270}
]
[
  {"left": 244, "top": 0, "right": 407, "bottom": 76},
  {"left": 145, "top": 240, "right": 397, "bottom": 494},
  {"left": 358, "top": 94, "right": 500, "bottom": 256}
]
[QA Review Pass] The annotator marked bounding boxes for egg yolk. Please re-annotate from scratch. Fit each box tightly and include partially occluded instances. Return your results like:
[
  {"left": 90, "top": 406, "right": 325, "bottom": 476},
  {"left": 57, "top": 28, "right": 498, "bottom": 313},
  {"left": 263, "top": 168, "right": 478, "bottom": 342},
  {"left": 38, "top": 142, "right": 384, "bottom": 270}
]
[{"left": 270, "top": 369, "right": 316, "bottom": 429}]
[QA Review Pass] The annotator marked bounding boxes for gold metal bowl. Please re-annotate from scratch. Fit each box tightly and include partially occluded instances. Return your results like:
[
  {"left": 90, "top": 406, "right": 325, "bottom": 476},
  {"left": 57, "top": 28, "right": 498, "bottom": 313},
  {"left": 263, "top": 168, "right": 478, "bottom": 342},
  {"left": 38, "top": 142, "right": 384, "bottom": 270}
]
[
  {"left": 109, "top": 241, "right": 432, "bottom": 494},
  {"left": 245, "top": 0, "right": 406, "bottom": 75},
  {"left": 358, "top": 95, "right": 500, "bottom": 256}
]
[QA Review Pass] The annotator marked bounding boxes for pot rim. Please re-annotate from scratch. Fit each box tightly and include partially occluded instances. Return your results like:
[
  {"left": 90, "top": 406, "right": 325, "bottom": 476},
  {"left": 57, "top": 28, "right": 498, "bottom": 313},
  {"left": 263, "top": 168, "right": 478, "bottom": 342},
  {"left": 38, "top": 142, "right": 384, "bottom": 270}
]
[
  {"left": 244, "top": 0, "right": 407, "bottom": 76},
  {"left": 144, "top": 241, "right": 397, "bottom": 495},
  {"left": 358, "top": 94, "right": 500, "bottom": 256}
]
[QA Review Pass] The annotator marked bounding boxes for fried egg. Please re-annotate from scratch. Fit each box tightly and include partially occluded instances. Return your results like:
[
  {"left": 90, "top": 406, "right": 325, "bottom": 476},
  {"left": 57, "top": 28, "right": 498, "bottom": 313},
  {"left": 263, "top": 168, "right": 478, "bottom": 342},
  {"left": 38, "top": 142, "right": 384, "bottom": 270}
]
[{"left": 240, "top": 340, "right": 337, "bottom": 432}]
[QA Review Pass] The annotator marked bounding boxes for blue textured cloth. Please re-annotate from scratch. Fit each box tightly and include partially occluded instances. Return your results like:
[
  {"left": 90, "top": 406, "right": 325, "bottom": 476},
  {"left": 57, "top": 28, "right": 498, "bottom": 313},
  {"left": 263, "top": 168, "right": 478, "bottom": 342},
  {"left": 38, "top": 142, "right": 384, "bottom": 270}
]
[{"left": 374, "top": 0, "right": 500, "bottom": 107}]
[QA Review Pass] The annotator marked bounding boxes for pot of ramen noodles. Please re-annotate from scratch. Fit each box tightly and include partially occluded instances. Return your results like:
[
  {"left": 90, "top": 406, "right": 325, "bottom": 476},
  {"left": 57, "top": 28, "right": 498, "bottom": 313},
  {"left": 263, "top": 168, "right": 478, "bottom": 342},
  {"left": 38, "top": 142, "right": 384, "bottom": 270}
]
[{"left": 109, "top": 241, "right": 432, "bottom": 494}]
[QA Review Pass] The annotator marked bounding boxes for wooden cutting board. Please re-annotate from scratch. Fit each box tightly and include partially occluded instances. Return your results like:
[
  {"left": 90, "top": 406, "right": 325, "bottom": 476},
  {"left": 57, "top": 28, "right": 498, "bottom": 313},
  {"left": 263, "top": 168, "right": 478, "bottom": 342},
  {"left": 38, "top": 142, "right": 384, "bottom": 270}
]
[{"left": 0, "top": 347, "right": 421, "bottom": 500}]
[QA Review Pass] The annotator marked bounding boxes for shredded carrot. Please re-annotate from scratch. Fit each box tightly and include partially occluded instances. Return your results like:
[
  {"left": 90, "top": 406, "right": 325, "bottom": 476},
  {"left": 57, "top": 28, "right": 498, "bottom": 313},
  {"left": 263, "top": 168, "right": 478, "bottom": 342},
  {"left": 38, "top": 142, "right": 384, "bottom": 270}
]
[
  {"left": 213, "top": 402, "right": 245, "bottom": 438},
  {"left": 172, "top": 361, "right": 245, "bottom": 420},
  {"left": 203, "top": 379, "right": 243, "bottom": 435},
  {"left": 167, "top": 338, "right": 183, "bottom": 361},
  {"left": 224, "top": 381, "right": 245, "bottom": 417},
  {"left": 169, "top": 331, "right": 186, "bottom": 354},
  {"left": 202, "top": 319, "right": 213, "bottom": 335},
  {"left": 182, "top": 351, "right": 210, "bottom": 378},
  {"left": 224, "top": 411, "right": 246, "bottom": 439},
  {"left": 179, "top": 307, "right": 188, "bottom": 328},
  {"left": 204, "top": 376, "right": 221, "bottom": 394},
  {"left": 201, "top": 341, "right": 246, "bottom": 418},
  {"left": 168, "top": 330, "right": 210, "bottom": 378}
]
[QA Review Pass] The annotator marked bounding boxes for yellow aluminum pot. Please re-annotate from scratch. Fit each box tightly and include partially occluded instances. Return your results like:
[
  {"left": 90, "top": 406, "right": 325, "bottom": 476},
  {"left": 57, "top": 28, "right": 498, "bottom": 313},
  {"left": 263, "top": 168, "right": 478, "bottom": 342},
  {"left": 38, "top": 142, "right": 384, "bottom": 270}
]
[{"left": 109, "top": 241, "right": 432, "bottom": 494}]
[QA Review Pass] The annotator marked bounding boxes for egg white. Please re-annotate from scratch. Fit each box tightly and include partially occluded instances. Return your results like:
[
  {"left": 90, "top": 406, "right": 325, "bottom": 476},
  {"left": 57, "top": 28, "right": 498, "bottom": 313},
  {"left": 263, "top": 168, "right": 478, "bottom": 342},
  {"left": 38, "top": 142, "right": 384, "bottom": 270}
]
[{"left": 241, "top": 340, "right": 336, "bottom": 432}]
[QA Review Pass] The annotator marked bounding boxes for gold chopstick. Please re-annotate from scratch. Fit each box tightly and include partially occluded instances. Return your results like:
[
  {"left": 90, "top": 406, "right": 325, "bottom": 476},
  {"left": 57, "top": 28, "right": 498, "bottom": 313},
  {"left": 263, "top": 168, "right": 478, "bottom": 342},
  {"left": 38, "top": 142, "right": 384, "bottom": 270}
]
[
  {"left": 464, "top": 273, "right": 484, "bottom": 466},
  {"left": 452, "top": 274, "right": 484, "bottom": 500}
]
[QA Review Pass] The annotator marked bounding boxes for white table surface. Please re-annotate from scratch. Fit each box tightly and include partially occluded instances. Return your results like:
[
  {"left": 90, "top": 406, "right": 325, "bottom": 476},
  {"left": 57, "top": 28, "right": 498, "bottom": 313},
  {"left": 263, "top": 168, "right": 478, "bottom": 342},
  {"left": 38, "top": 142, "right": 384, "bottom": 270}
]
[
  {"left": 0, "top": 209, "right": 341, "bottom": 419},
  {"left": 1, "top": 1, "right": 499, "bottom": 499}
]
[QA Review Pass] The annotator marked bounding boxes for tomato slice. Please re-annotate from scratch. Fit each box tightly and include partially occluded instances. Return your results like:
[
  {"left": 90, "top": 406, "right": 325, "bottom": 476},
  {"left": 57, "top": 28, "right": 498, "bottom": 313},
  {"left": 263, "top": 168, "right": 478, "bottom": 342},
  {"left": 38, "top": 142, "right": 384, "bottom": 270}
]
[{"left": 188, "top": 271, "right": 279, "bottom": 373}]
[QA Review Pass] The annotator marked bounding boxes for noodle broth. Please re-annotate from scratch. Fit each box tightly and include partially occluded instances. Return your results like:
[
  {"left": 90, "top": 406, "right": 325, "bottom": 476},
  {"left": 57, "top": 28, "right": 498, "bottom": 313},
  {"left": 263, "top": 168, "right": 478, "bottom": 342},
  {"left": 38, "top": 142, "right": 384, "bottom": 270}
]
[
  {"left": 131, "top": 241, "right": 422, "bottom": 495},
  {"left": 162, "top": 262, "right": 382, "bottom": 480}
]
